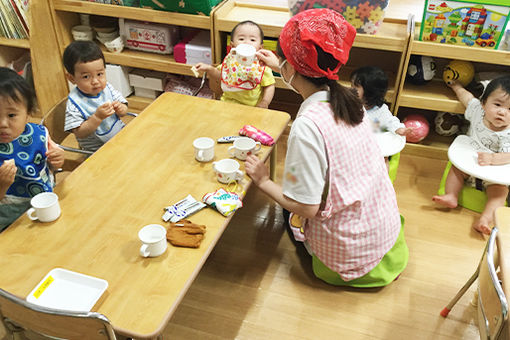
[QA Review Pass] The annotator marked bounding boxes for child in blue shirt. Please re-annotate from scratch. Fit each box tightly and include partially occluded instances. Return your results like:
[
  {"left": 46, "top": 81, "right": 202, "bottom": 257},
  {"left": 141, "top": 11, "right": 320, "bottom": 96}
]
[
  {"left": 63, "top": 41, "right": 128, "bottom": 152},
  {"left": 0, "top": 67, "right": 64, "bottom": 230}
]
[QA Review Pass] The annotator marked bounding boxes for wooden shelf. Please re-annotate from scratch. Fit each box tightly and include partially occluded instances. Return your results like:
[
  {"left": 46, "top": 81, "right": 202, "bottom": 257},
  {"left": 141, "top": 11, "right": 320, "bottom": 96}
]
[
  {"left": 411, "top": 40, "right": 510, "bottom": 67},
  {"left": 101, "top": 48, "right": 195, "bottom": 75},
  {"left": 399, "top": 79, "right": 465, "bottom": 114},
  {"left": 214, "top": 2, "right": 408, "bottom": 52},
  {"left": 0, "top": 38, "right": 30, "bottom": 49},
  {"left": 403, "top": 131, "right": 452, "bottom": 160},
  {"left": 53, "top": 0, "right": 211, "bottom": 29}
]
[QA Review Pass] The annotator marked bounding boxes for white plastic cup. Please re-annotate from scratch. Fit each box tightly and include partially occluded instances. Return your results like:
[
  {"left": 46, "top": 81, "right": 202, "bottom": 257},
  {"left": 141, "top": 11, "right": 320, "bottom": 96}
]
[
  {"left": 193, "top": 137, "right": 215, "bottom": 162},
  {"left": 138, "top": 224, "right": 167, "bottom": 258},
  {"left": 230, "top": 44, "right": 256, "bottom": 66},
  {"left": 228, "top": 137, "right": 261, "bottom": 161},
  {"left": 213, "top": 159, "right": 244, "bottom": 184},
  {"left": 26, "top": 192, "right": 61, "bottom": 223}
]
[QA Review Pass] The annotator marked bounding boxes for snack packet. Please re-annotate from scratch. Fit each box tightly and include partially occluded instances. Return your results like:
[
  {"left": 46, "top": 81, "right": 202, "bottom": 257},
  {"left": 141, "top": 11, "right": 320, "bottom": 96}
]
[
  {"left": 163, "top": 194, "right": 206, "bottom": 223},
  {"left": 239, "top": 125, "right": 274, "bottom": 146},
  {"left": 202, "top": 188, "right": 243, "bottom": 217}
]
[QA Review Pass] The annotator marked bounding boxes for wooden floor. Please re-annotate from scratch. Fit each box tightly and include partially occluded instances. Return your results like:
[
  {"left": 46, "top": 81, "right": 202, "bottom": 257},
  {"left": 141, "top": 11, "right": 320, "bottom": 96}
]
[{"left": 1, "top": 138, "right": 486, "bottom": 339}]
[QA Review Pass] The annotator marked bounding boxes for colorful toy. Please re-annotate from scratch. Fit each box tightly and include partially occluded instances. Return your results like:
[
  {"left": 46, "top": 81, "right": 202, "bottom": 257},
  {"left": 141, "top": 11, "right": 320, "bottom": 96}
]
[
  {"left": 434, "top": 111, "right": 463, "bottom": 136},
  {"left": 407, "top": 55, "right": 436, "bottom": 85},
  {"left": 443, "top": 60, "right": 475, "bottom": 86},
  {"left": 287, "top": 0, "right": 390, "bottom": 34},
  {"left": 403, "top": 114, "right": 430, "bottom": 143},
  {"left": 420, "top": 0, "right": 510, "bottom": 50}
]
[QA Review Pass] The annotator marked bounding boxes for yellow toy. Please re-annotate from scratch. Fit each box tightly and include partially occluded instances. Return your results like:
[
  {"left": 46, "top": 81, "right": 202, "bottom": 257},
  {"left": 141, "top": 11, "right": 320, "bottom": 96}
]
[{"left": 443, "top": 60, "right": 475, "bottom": 87}]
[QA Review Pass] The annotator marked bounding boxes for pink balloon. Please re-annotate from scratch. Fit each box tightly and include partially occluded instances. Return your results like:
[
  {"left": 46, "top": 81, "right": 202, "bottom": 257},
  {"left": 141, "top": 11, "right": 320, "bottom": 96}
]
[{"left": 403, "top": 114, "right": 430, "bottom": 143}]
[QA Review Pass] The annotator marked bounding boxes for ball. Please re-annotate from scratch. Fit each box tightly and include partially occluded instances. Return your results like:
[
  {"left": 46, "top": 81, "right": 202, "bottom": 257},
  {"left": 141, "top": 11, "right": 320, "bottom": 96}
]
[
  {"left": 443, "top": 60, "right": 475, "bottom": 87},
  {"left": 407, "top": 55, "right": 436, "bottom": 85},
  {"left": 434, "top": 111, "right": 461, "bottom": 136},
  {"left": 403, "top": 114, "right": 430, "bottom": 143}
]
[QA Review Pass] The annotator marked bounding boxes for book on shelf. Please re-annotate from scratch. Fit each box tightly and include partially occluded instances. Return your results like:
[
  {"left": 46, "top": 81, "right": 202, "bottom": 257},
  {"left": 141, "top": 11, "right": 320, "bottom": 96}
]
[{"left": 0, "top": 0, "right": 29, "bottom": 39}]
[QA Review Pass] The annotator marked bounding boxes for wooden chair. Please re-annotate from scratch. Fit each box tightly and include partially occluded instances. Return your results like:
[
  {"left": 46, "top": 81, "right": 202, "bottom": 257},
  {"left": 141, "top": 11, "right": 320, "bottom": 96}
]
[
  {"left": 0, "top": 288, "right": 116, "bottom": 340},
  {"left": 40, "top": 97, "right": 92, "bottom": 172},
  {"left": 440, "top": 227, "right": 509, "bottom": 339}
]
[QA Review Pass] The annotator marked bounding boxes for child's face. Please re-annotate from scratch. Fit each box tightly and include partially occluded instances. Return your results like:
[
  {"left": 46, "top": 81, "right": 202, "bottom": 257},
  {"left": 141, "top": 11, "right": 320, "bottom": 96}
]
[
  {"left": 482, "top": 88, "right": 510, "bottom": 132},
  {"left": 0, "top": 94, "right": 29, "bottom": 144},
  {"left": 232, "top": 24, "right": 262, "bottom": 50},
  {"left": 67, "top": 59, "right": 107, "bottom": 96}
]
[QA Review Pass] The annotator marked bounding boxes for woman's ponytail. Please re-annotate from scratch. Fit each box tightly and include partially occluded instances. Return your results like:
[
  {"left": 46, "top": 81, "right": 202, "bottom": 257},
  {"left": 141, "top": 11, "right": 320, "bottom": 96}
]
[{"left": 328, "top": 79, "right": 364, "bottom": 126}]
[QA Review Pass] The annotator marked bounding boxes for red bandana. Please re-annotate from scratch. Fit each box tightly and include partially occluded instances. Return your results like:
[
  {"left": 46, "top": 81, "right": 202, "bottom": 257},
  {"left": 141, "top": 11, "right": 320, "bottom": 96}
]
[{"left": 280, "top": 8, "right": 356, "bottom": 80}]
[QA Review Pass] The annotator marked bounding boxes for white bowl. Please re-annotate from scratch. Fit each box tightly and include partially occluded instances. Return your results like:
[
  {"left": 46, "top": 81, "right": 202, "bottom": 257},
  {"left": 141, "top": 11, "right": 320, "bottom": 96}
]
[
  {"left": 96, "top": 30, "right": 119, "bottom": 41},
  {"left": 104, "top": 36, "right": 124, "bottom": 53},
  {"left": 72, "top": 25, "right": 94, "bottom": 41}
]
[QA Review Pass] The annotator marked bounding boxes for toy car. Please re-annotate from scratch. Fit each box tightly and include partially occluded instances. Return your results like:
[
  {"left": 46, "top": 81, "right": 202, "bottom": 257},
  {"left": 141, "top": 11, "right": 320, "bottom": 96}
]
[
  {"left": 475, "top": 37, "right": 496, "bottom": 48},
  {"left": 462, "top": 37, "right": 475, "bottom": 46}
]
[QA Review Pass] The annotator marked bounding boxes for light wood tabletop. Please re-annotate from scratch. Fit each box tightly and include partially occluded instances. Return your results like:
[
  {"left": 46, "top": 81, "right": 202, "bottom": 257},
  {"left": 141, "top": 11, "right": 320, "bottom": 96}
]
[{"left": 0, "top": 92, "right": 290, "bottom": 339}]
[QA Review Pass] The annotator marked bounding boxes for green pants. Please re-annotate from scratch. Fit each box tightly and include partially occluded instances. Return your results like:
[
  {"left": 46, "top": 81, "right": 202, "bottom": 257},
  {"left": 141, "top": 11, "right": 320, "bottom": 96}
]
[{"left": 312, "top": 215, "right": 409, "bottom": 287}]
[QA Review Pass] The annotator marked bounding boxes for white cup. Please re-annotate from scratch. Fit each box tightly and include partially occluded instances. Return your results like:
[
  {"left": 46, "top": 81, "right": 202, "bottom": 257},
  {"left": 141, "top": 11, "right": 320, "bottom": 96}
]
[
  {"left": 193, "top": 137, "right": 215, "bottom": 162},
  {"left": 231, "top": 44, "right": 256, "bottom": 66},
  {"left": 213, "top": 159, "right": 244, "bottom": 184},
  {"left": 104, "top": 36, "right": 124, "bottom": 53},
  {"left": 138, "top": 224, "right": 167, "bottom": 258},
  {"left": 72, "top": 25, "right": 94, "bottom": 41},
  {"left": 26, "top": 192, "right": 61, "bottom": 223},
  {"left": 228, "top": 137, "right": 261, "bottom": 161}
]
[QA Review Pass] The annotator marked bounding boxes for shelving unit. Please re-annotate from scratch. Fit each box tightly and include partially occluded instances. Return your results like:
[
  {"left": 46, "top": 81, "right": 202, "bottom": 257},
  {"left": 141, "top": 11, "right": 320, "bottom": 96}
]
[
  {"left": 394, "top": 16, "right": 510, "bottom": 159},
  {"left": 0, "top": 1, "right": 68, "bottom": 116},
  {"left": 213, "top": 0, "right": 410, "bottom": 108},
  {"left": 49, "top": 0, "right": 223, "bottom": 113}
]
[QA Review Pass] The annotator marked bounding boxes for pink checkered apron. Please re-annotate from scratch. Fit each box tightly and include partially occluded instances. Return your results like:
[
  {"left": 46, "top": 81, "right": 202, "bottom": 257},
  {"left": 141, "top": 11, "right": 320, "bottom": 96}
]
[{"left": 301, "top": 102, "right": 401, "bottom": 281}]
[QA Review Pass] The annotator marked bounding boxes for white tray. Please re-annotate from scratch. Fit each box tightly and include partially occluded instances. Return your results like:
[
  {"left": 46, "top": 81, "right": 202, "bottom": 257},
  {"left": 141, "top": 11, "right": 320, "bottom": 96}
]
[
  {"left": 375, "top": 132, "right": 406, "bottom": 157},
  {"left": 26, "top": 268, "right": 108, "bottom": 312},
  {"left": 448, "top": 135, "right": 510, "bottom": 186}
]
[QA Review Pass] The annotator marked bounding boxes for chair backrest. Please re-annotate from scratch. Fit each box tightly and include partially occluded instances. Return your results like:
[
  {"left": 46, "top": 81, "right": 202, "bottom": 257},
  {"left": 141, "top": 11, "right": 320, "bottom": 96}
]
[
  {"left": 40, "top": 97, "right": 69, "bottom": 145},
  {"left": 0, "top": 288, "right": 116, "bottom": 340},
  {"left": 477, "top": 227, "right": 509, "bottom": 340}
]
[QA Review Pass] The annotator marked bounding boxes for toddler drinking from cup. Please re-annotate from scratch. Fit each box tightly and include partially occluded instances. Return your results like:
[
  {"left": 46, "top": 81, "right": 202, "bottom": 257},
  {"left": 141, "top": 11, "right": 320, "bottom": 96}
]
[{"left": 194, "top": 21, "right": 275, "bottom": 108}]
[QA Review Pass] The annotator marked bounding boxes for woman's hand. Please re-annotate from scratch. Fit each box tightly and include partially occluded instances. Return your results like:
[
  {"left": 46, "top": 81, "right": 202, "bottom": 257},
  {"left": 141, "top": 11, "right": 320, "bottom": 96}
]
[
  {"left": 245, "top": 154, "right": 269, "bottom": 186},
  {"left": 256, "top": 49, "right": 280, "bottom": 70}
]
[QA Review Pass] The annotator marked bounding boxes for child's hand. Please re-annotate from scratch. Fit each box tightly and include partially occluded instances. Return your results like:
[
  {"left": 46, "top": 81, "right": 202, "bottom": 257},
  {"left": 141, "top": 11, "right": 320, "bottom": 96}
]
[
  {"left": 0, "top": 160, "right": 16, "bottom": 188},
  {"left": 396, "top": 127, "right": 413, "bottom": 136},
  {"left": 194, "top": 63, "right": 213, "bottom": 75},
  {"left": 112, "top": 101, "right": 128, "bottom": 116},
  {"left": 46, "top": 138, "right": 64, "bottom": 170},
  {"left": 477, "top": 152, "right": 494, "bottom": 166},
  {"left": 245, "top": 154, "right": 269, "bottom": 187},
  {"left": 95, "top": 102, "right": 116, "bottom": 120}
]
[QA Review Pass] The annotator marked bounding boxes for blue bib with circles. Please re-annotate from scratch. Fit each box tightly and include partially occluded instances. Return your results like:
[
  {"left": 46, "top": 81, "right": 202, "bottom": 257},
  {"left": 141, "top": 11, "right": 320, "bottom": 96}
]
[{"left": 0, "top": 123, "right": 53, "bottom": 198}]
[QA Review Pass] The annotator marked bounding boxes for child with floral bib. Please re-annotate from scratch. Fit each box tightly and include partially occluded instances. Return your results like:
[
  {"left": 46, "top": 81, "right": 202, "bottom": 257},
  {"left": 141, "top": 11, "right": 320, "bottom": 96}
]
[{"left": 195, "top": 21, "right": 275, "bottom": 108}]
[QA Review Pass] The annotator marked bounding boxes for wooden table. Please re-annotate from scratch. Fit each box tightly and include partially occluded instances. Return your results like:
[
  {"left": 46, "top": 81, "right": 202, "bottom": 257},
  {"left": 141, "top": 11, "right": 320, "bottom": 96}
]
[{"left": 0, "top": 93, "right": 290, "bottom": 339}]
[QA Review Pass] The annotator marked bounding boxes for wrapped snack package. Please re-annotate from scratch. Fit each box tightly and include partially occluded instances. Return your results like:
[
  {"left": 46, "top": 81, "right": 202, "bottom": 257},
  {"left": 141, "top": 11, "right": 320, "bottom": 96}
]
[
  {"left": 202, "top": 188, "right": 243, "bottom": 217},
  {"left": 239, "top": 125, "right": 274, "bottom": 146},
  {"left": 289, "top": 212, "right": 306, "bottom": 242},
  {"left": 167, "top": 220, "right": 206, "bottom": 248},
  {"left": 162, "top": 194, "right": 206, "bottom": 223}
]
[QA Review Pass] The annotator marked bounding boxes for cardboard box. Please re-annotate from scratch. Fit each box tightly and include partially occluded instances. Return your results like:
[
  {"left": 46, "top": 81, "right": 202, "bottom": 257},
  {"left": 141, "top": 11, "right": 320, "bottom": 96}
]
[
  {"left": 174, "top": 30, "right": 211, "bottom": 65},
  {"left": 140, "top": 0, "right": 221, "bottom": 15},
  {"left": 133, "top": 86, "right": 160, "bottom": 99},
  {"left": 128, "top": 69, "right": 167, "bottom": 91},
  {"left": 122, "top": 19, "right": 179, "bottom": 54},
  {"left": 106, "top": 64, "right": 132, "bottom": 98},
  {"left": 419, "top": 0, "right": 510, "bottom": 49}
]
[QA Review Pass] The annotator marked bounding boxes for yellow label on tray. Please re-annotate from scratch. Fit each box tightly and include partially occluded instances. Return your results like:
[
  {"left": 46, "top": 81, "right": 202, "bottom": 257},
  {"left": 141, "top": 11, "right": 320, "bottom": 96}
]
[{"left": 33, "top": 276, "right": 54, "bottom": 299}]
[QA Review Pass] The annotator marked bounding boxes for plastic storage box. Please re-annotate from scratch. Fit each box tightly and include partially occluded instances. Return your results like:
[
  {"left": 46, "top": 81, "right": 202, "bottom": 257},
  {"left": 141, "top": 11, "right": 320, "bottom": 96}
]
[
  {"left": 174, "top": 30, "right": 212, "bottom": 65},
  {"left": 419, "top": 0, "right": 510, "bottom": 49},
  {"left": 122, "top": 19, "right": 179, "bottom": 54}
]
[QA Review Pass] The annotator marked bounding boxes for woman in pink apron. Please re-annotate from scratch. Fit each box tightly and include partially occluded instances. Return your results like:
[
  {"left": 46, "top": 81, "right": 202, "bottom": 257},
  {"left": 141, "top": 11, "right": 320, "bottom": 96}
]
[{"left": 245, "top": 9, "right": 408, "bottom": 287}]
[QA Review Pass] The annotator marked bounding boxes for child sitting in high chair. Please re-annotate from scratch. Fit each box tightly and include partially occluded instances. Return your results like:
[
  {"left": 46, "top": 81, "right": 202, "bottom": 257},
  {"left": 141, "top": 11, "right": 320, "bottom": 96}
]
[
  {"left": 0, "top": 68, "right": 64, "bottom": 231},
  {"left": 351, "top": 66, "right": 412, "bottom": 167},
  {"left": 63, "top": 41, "right": 128, "bottom": 152},
  {"left": 194, "top": 20, "right": 275, "bottom": 108},
  {"left": 433, "top": 76, "right": 510, "bottom": 234}
]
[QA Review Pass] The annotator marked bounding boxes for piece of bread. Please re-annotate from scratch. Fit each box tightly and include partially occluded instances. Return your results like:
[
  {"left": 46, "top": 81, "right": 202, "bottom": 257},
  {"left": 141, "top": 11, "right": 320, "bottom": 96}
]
[{"left": 4, "top": 159, "right": 15, "bottom": 166}]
